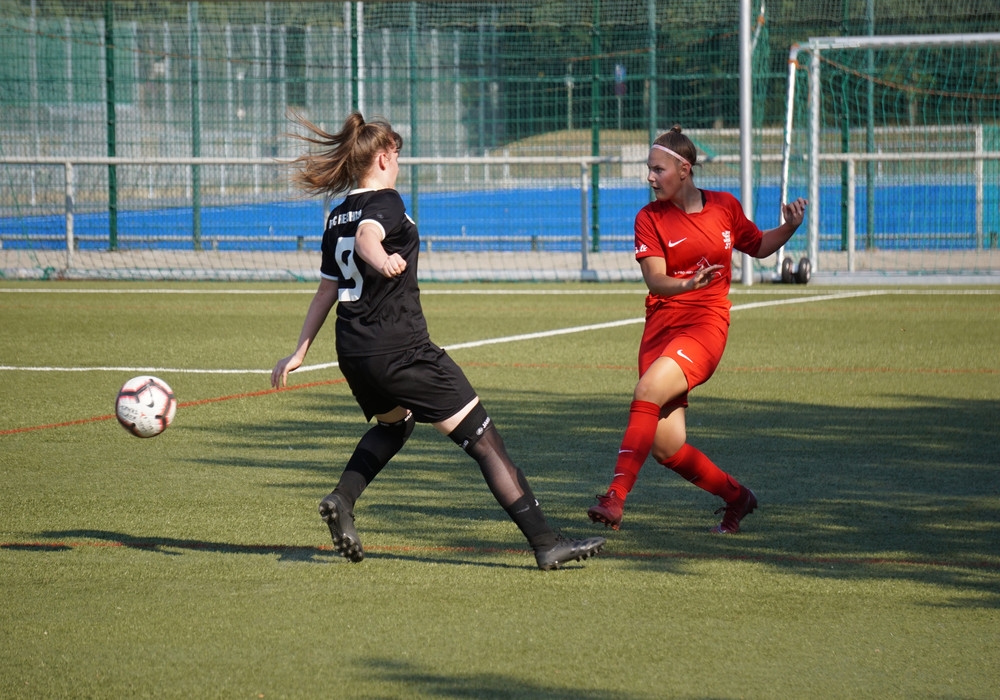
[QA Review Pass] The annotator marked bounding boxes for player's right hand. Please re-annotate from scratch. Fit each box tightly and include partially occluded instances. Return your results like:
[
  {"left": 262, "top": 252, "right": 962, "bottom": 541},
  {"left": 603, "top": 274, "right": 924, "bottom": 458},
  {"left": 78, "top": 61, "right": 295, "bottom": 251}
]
[
  {"left": 271, "top": 354, "right": 302, "bottom": 388},
  {"left": 380, "top": 253, "right": 407, "bottom": 278}
]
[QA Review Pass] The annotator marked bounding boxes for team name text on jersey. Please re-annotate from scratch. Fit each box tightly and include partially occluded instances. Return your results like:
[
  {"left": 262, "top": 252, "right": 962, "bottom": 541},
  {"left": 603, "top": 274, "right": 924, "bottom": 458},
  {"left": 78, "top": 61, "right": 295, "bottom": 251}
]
[{"left": 328, "top": 209, "right": 363, "bottom": 228}]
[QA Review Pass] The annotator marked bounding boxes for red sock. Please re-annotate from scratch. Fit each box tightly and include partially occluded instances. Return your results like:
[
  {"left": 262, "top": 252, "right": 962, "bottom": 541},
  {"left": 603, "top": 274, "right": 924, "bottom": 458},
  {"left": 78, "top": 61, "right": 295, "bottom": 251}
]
[
  {"left": 660, "top": 443, "right": 741, "bottom": 502},
  {"left": 607, "top": 400, "right": 662, "bottom": 499}
]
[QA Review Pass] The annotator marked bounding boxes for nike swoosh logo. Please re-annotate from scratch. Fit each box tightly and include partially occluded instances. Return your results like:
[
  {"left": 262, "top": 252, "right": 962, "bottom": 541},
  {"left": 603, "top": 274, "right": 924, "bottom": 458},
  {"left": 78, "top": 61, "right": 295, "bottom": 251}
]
[
  {"left": 676, "top": 349, "right": 692, "bottom": 363},
  {"left": 618, "top": 450, "right": 633, "bottom": 455},
  {"left": 667, "top": 238, "right": 687, "bottom": 248}
]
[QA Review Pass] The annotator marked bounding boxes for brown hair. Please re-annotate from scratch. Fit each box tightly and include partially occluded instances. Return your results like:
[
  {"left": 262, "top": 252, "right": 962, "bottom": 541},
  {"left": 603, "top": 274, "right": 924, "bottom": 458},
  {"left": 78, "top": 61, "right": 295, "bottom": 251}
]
[
  {"left": 653, "top": 124, "right": 698, "bottom": 168},
  {"left": 287, "top": 111, "right": 402, "bottom": 197}
]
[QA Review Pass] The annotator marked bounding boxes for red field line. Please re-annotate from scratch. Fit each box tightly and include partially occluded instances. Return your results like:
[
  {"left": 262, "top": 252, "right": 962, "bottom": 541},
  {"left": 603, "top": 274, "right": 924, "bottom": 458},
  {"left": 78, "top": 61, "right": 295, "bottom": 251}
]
[
  {"left": 0, "top": 378, "right": 346, "bottom": 436},
  {"left": 178, "top": 378, "right": 346, "bottom": 407},
  {"left": 724, "top": 366, "right": 1000, "bottom": 375},
  {"left": 0, "top": 414, "right": 116, "bottom": 434},
  {"left": 5, "top": 363, "right": 995, "bottom": 437}
]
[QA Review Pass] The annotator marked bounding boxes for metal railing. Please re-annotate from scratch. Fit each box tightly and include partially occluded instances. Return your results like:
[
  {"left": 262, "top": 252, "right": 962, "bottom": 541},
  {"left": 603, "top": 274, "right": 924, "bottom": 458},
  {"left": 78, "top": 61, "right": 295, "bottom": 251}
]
[{"left": 0, "top": 154, "right": 620, "bottom": 278}]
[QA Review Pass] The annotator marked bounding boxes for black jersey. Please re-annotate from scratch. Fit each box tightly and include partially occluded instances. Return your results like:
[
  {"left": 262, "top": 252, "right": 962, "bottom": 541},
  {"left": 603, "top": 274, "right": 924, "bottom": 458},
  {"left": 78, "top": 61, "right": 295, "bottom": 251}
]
[{"left": 320, "top": 188, "right": 430, "bottom": 358}]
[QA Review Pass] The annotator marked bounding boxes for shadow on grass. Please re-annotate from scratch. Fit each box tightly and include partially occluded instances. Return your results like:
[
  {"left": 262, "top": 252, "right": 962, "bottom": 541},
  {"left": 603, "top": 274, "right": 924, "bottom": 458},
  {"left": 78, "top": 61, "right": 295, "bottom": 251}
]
[
  {"left": 1, "top": 542, "right": 73, "bottom": 552},
  {"left": 186, "top": 383, "right": 1000, "bottom": 599},
  {"left": 30, "top": 529, "right": 340, "bottom": 563},
  {"left": 363, "top": 657, "right": 622, "bottom": 700},
  {"left": 27, "top": 529, "right": 537, "bottom": 569}
]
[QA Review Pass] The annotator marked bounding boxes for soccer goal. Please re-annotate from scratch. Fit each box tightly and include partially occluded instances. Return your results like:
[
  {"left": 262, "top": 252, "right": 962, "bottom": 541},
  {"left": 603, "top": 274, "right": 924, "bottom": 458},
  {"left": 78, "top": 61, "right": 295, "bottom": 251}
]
[{"left": 779, "top": 32, "right": 1000, "bottom": 281}]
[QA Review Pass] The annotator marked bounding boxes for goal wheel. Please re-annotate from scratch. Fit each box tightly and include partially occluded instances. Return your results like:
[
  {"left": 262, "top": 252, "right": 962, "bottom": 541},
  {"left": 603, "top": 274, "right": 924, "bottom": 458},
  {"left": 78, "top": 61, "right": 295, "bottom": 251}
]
[
  {"left": 795, "top": 257, "right": 812, "bottom": 284},
  {"left": 780, "top": 257, "right": 794, "bottom": 284}
]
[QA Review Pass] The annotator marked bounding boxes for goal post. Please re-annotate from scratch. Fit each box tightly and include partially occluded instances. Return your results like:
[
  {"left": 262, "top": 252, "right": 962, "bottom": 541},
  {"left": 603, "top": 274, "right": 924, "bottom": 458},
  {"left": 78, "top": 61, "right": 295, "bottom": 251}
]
[{"left": 781, "top": 33, "right": 1000, "bottom": 280}]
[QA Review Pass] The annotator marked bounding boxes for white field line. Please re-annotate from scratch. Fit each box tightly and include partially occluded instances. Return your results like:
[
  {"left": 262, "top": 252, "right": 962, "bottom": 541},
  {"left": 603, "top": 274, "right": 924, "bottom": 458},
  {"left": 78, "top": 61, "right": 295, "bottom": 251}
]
[
  {"left": 0, "top": 288, "right": 935, "bottom": 375},
  {"left": 0, "top": 365, "right": 276, "bottom": 374},
  {"left": 445, "top": 289, "right": 890, "bottom": 350}
]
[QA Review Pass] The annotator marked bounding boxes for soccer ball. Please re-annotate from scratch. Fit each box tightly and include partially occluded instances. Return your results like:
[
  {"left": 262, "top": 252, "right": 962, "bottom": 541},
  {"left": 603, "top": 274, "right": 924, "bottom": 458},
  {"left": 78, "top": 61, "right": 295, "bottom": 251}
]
[{"left": 115, "top": 375, "right": 177, "bottom": 438}]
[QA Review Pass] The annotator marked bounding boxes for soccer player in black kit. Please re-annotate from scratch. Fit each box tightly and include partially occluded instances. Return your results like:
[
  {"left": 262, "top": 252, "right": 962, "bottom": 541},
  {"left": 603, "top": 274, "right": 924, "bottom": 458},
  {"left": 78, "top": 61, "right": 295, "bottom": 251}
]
[{"left": 271, "top": 112, "right": 605, "bottom": 570}]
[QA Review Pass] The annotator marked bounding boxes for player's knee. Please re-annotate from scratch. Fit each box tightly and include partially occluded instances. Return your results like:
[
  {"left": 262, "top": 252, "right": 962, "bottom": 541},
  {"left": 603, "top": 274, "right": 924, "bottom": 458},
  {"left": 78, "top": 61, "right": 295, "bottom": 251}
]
[
  {"left": 652, "top": 432, "right": 686, "bottom": 463},
  {"left": 446, "top": 401, "right": 491, "bottom": 451},
  {"left": 377, "top": 410, "right": 415, "bottom": 442},
  {"left": 652, "top": 444, "right": 676, "bottom": 464}
]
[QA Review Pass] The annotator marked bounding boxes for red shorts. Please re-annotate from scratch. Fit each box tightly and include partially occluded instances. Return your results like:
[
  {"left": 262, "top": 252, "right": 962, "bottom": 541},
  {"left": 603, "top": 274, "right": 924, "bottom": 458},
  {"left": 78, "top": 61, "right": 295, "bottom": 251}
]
[{"left": 638, "top": 309, "right": 728, "bottom": 415}]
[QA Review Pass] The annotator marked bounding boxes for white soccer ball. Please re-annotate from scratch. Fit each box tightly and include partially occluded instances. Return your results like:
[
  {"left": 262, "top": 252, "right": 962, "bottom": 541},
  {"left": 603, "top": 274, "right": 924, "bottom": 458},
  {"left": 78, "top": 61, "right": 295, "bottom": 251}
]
[{"left": 115, "top": 375, "right": 177, "bottom": 438}]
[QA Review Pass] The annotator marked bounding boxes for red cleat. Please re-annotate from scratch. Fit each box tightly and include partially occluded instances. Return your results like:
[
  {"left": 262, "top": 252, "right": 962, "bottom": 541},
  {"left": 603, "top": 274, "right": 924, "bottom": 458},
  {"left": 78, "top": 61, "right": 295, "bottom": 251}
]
[
  {"left": 710, "top": 486, "right": 757, "bottom": 534},
  {"left": 587, "top": 492, "right": 625, "bottom": 531}
]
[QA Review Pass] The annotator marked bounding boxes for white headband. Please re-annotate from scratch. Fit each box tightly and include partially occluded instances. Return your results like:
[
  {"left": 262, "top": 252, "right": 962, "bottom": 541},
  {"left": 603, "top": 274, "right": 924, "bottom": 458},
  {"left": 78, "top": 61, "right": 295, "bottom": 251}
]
[{"left": 651, "top": 143, "right": 692, "bottom": 167}]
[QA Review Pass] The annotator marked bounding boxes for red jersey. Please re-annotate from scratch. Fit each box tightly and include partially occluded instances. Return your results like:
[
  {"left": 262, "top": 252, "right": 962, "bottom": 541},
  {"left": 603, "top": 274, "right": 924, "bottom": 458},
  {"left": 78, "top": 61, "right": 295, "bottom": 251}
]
[{"left": 634, "top": 189, "right": 763, "bottom": 326}]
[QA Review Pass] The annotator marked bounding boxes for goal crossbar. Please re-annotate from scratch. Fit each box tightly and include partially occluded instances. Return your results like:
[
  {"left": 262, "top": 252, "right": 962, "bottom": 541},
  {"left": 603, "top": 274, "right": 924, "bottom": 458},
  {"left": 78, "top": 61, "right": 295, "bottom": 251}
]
[{"left": 801, "top": 32, "right": 1000, "bottom": 52}]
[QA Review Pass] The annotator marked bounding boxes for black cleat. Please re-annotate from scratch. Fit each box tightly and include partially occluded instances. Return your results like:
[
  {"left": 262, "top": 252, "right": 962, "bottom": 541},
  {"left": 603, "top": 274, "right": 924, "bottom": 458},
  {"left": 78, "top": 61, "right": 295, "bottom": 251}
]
[
  {"left": 534, "top": 535, "right": 606, "bottom": 571},
  {"left": 319, "top": 492, "right": 364, "bottom": 562}
]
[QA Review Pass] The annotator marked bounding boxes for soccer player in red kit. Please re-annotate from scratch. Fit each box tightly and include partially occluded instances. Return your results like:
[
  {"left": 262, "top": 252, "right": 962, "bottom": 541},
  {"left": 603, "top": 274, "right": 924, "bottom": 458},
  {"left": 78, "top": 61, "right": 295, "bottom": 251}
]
[{"left": 587, "top": 125, "right": 807, "bottom": 534}]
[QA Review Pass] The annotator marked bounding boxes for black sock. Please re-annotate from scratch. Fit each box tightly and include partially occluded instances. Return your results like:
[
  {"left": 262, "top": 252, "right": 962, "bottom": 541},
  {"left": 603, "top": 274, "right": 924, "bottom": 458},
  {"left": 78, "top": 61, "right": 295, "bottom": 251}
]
[
  {"left": 333, "top": 412, "right": 415, "bottom": 506},
  {"left": 503, "top": 494, "right": 558, "bottom": 551},
  {"left": 448, "top": 402, "right": 556, "bottom": 550}
]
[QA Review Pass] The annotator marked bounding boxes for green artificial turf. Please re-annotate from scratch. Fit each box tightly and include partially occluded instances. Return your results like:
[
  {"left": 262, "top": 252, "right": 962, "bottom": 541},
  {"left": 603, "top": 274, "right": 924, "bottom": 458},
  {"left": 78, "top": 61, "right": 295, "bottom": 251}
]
[{"left": 2, "top": 282, "right": 998, "bottom": 698}]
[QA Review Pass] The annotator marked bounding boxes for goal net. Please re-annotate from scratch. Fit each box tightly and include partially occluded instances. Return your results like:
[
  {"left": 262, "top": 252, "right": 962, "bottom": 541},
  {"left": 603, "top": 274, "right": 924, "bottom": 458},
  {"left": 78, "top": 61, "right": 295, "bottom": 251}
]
[
  {"left": 0, "top": 0, "right": 672, "bottom": 282},
  {"left": 780, "top": 32, "right": 1000, "bottom": 281},
  {"left": 1, "top": 2, "right": 998, "bottom": 282}
]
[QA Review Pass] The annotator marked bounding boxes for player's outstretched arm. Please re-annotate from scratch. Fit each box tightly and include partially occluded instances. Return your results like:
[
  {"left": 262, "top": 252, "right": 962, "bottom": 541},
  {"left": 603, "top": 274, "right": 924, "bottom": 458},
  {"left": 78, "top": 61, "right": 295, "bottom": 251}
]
[
  {"left": 271, "top": 277, "right": 338, "bottom": 388},
  {"left": 756, "top": 197, "right": 808, "bottom": 258}
]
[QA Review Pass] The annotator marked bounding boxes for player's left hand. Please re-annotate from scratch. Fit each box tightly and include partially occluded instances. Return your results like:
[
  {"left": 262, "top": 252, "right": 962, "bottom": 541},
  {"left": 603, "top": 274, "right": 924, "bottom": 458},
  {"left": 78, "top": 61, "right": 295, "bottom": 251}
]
[
  {"left": 781, "top": 197, "right": 808, "bottom": 229},
  {"left": 687, "top": 263, "right": 724, "bottom": 291}
]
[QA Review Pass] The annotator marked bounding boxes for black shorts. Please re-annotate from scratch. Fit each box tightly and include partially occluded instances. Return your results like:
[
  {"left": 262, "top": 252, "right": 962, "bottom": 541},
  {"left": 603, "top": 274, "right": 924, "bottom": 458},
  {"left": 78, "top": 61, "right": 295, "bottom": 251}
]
[{"left": 338, "top": 342, "right": 478, "bottom": 424}]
